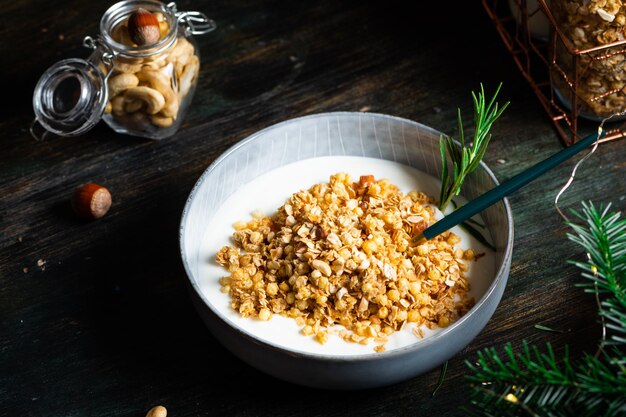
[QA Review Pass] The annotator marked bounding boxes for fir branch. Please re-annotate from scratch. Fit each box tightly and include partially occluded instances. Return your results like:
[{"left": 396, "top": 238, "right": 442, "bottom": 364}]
[
  {"left": 438, "top": 83, "right": 509, "bottom": 211},
  {"left": 464, "top": 202, "right": 626, "bottom": 416},
  {"left": 566, "top": 202, "right": 626, "bottom": 348},
  {"left": 577, "top": 349, "right": 626, "bottom": 394},
  {"left": 465, "top": 342, "right": 625, "bottom": 416}
]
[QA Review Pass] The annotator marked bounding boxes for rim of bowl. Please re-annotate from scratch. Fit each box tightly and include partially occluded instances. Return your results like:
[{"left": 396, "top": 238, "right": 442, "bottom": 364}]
[{"left": 180, "top": 111, "right": 514, "bottom": 362}]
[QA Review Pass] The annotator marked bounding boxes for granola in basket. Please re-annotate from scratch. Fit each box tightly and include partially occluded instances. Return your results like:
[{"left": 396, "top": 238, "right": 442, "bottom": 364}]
[
  {"left": 216, "top": 173, "right": 475, "bottom": 349},
  {"left": 553, "top": 0, "right": 626, "bottom": 116}
]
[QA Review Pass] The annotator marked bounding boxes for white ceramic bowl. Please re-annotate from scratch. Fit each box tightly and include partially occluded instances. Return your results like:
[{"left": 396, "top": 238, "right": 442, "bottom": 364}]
[{"left": 180, "top": 112, "right": 514, "bottom": 389}]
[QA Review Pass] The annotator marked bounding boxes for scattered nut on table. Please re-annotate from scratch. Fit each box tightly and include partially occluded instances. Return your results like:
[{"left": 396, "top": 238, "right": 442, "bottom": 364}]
[
  {"left": 71, "top": 183, "right": 112, "bottom": 219},
  {"left": 146, "top": 405, "right": 167, "bottom": 417}
]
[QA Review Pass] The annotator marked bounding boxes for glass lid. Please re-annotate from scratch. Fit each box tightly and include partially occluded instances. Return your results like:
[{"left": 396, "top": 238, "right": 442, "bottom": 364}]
[{"left": 32, "top": 58, "right": 109, "bottom": 137}]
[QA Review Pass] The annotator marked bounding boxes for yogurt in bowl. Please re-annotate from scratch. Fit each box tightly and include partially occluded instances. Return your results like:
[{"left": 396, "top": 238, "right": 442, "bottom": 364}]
[{"left": 180, "top": 112, "right": 513, "bottom": 389}]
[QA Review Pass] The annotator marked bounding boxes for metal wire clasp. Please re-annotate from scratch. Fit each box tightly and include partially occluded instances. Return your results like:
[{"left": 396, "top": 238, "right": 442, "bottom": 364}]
[
  {"left": 30, "top": 118, "right": 50, "bottom": 142},
  {"left": 167, "top": 2, "right": 217, "bottom": 35},
  {"left": 82, "top": 35, "right": 116, "bottom": 79}
]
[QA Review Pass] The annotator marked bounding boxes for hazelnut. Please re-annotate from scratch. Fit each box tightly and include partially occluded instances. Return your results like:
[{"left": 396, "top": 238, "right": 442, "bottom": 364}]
[
  {"left": 71, "top": 183, "right": 112, "bottom": 219},
  {"left": 127, "top": 8, "right": 160, "bottom": 46}
]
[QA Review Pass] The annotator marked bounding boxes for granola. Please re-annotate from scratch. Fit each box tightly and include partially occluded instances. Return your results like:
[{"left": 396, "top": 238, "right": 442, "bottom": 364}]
[
  {"left": 216, "top": 173, "right": 475, "bottom": 349},
  {"left": 552, "top": 0, "right": 626, "bottom": 116}
]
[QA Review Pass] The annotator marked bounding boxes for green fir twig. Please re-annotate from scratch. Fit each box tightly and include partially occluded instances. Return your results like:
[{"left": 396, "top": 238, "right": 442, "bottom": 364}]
[
  {"left": 463, "top": 202, "right": 626, "bottom": 416},
  {"left": 567, "top": 202, "right": 626, "bottom": 350}
]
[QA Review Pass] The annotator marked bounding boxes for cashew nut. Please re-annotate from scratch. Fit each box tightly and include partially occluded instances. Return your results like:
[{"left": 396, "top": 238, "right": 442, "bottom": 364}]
[
  {"left": 105, "top": 101, "right": 112, "bottom": 114},
  {"left": 125, "top": 99, "right": 143, "bottom": 113},
  {"left": 116, "top": 55, "right": 144, "bottom": 65},
  {"left": 136, "top": 69, "right": 179, "bottom": 117},
  {"left": 114, "top": 61, "right": 143, "bottom": 74},
  {"left": 159, "top": 21, "right": 169, "bottom": 38},
  {"left": 167, "top": 38, "right": 194, "bottom": 63},
  {"left": 111, "top": 23, "right": 127, "bottom": 44},
  {"left": 174, "top": 61, "right": 184, "bottom": 79},
  {"left": 174, "top": 51, "right": 193, "bottom": 79},
  {"left": 142, "top": 53, "right": 169, "bottom": 70},
  {"left": 151, "top": 115, "right": 174, "bottom": 128},
  {"left": 179, "top": 56, "right": 199, "bottom": 98},
  {"left": 141, "top": 61, "right": 164, "bottom": 71},
  {"left": 176, "top": 51, "right": 192, "bottom": 67},
  {"left": 108, "top": 73, "right": 139, "bottom": 98},
  {"left": 129, "top": 111, "right": 148, "bottom": 125},
  {"left": 112, "top": 23, "right": 137, "bottom": 47},
  {"left": 98, "top": 62, "right": 109, "bottom": 77},
  {"left": 124, "top": 86, "right": 165, "bottom": 114},
  {"left": 113, "top": 112, "right": 148, "bottom": 128},
  {"left": 111, "top": 95, "right": 126, "bottom": 116}
]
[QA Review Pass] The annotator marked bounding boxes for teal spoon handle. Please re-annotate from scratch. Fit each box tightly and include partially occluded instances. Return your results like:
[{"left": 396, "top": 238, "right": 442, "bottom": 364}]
[{"left": 421, "top": 131, "right": 603, "bottom": 241}]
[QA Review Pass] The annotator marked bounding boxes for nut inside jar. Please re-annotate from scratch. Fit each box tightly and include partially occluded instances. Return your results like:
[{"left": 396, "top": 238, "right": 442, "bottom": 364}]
[{"left": 103, "top": 10, "right": 200, "bottom": 130}]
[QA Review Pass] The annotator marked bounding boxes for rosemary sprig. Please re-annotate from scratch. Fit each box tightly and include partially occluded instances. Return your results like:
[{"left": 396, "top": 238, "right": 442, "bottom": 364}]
[{"left": 439, "top": 83, "right": 509, "bottom": 212}]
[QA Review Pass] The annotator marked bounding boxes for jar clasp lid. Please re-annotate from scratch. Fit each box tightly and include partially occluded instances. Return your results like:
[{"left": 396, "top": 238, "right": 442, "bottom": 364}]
[
  {"left": 167, "top": 2, "right": 217, "bottom": 36},
  {"left": 30, "top": 36, "right": 117, "bottom": 141}
]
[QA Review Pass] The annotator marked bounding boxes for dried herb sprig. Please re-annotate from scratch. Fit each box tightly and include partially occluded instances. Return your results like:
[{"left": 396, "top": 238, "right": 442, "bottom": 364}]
[{"left": 439, "top": 83, "right": 509, "bottom": 212}]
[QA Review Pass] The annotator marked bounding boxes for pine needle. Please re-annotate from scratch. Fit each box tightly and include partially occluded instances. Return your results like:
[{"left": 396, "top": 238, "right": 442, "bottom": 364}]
[{"left": 534, "top": 324, "right": 565, "bottom": 334}]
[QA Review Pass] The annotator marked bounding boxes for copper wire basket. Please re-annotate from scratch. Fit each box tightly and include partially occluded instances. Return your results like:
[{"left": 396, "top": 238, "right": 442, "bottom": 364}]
[{"left": 483, "top": 0, "right": 626, "bottom": 145}]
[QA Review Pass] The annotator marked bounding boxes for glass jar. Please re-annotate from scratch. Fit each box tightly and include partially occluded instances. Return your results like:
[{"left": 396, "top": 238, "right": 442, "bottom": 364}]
[
  {"left": 32, "top": 0, "right": 215, "bottom": 140},
  {"left": 550, "top": 0, "right": 626, "bottom": 120}
]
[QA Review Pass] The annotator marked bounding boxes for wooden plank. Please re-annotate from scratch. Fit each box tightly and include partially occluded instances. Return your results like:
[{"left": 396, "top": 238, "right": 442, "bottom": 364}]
[{"left": 1, "top": 1, "right": 624, "bottom": 416}]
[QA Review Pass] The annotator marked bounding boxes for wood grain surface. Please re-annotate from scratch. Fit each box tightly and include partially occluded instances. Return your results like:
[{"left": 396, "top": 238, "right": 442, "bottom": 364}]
[{"left": 1, "top": 1, "right": 625, "bottom": 416}]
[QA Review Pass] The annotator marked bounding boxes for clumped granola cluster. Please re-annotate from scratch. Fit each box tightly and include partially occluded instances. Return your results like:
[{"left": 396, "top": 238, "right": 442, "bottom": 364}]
[
  {"left": 216, "top": 174, "right": 475, "bottom": 351},
  {"left": 554, "top": 0, "right": 626, "bottom": 116}
]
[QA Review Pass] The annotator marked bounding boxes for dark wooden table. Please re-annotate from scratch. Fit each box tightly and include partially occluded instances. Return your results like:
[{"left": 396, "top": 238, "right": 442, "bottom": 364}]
[{"left": 2, "top": 1, "right": 625, "bottom": 416}]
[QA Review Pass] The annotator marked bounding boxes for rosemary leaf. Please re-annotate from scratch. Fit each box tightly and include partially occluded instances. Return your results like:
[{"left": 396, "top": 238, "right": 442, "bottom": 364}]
[
  {"left": 439, "top": 83, "right": 509, "bottom": 212},
  {"left": 431, "top": 360, "right": 448, "bottom": 397},
  {"left": 464, "top": 217, "right": 486, "bottom": 229},
  {"left": 449, "top": 199, "right": 486, "bottom": 229},
  {"left": 459, "top": 220, "right": 495, "bottom": 251}
]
